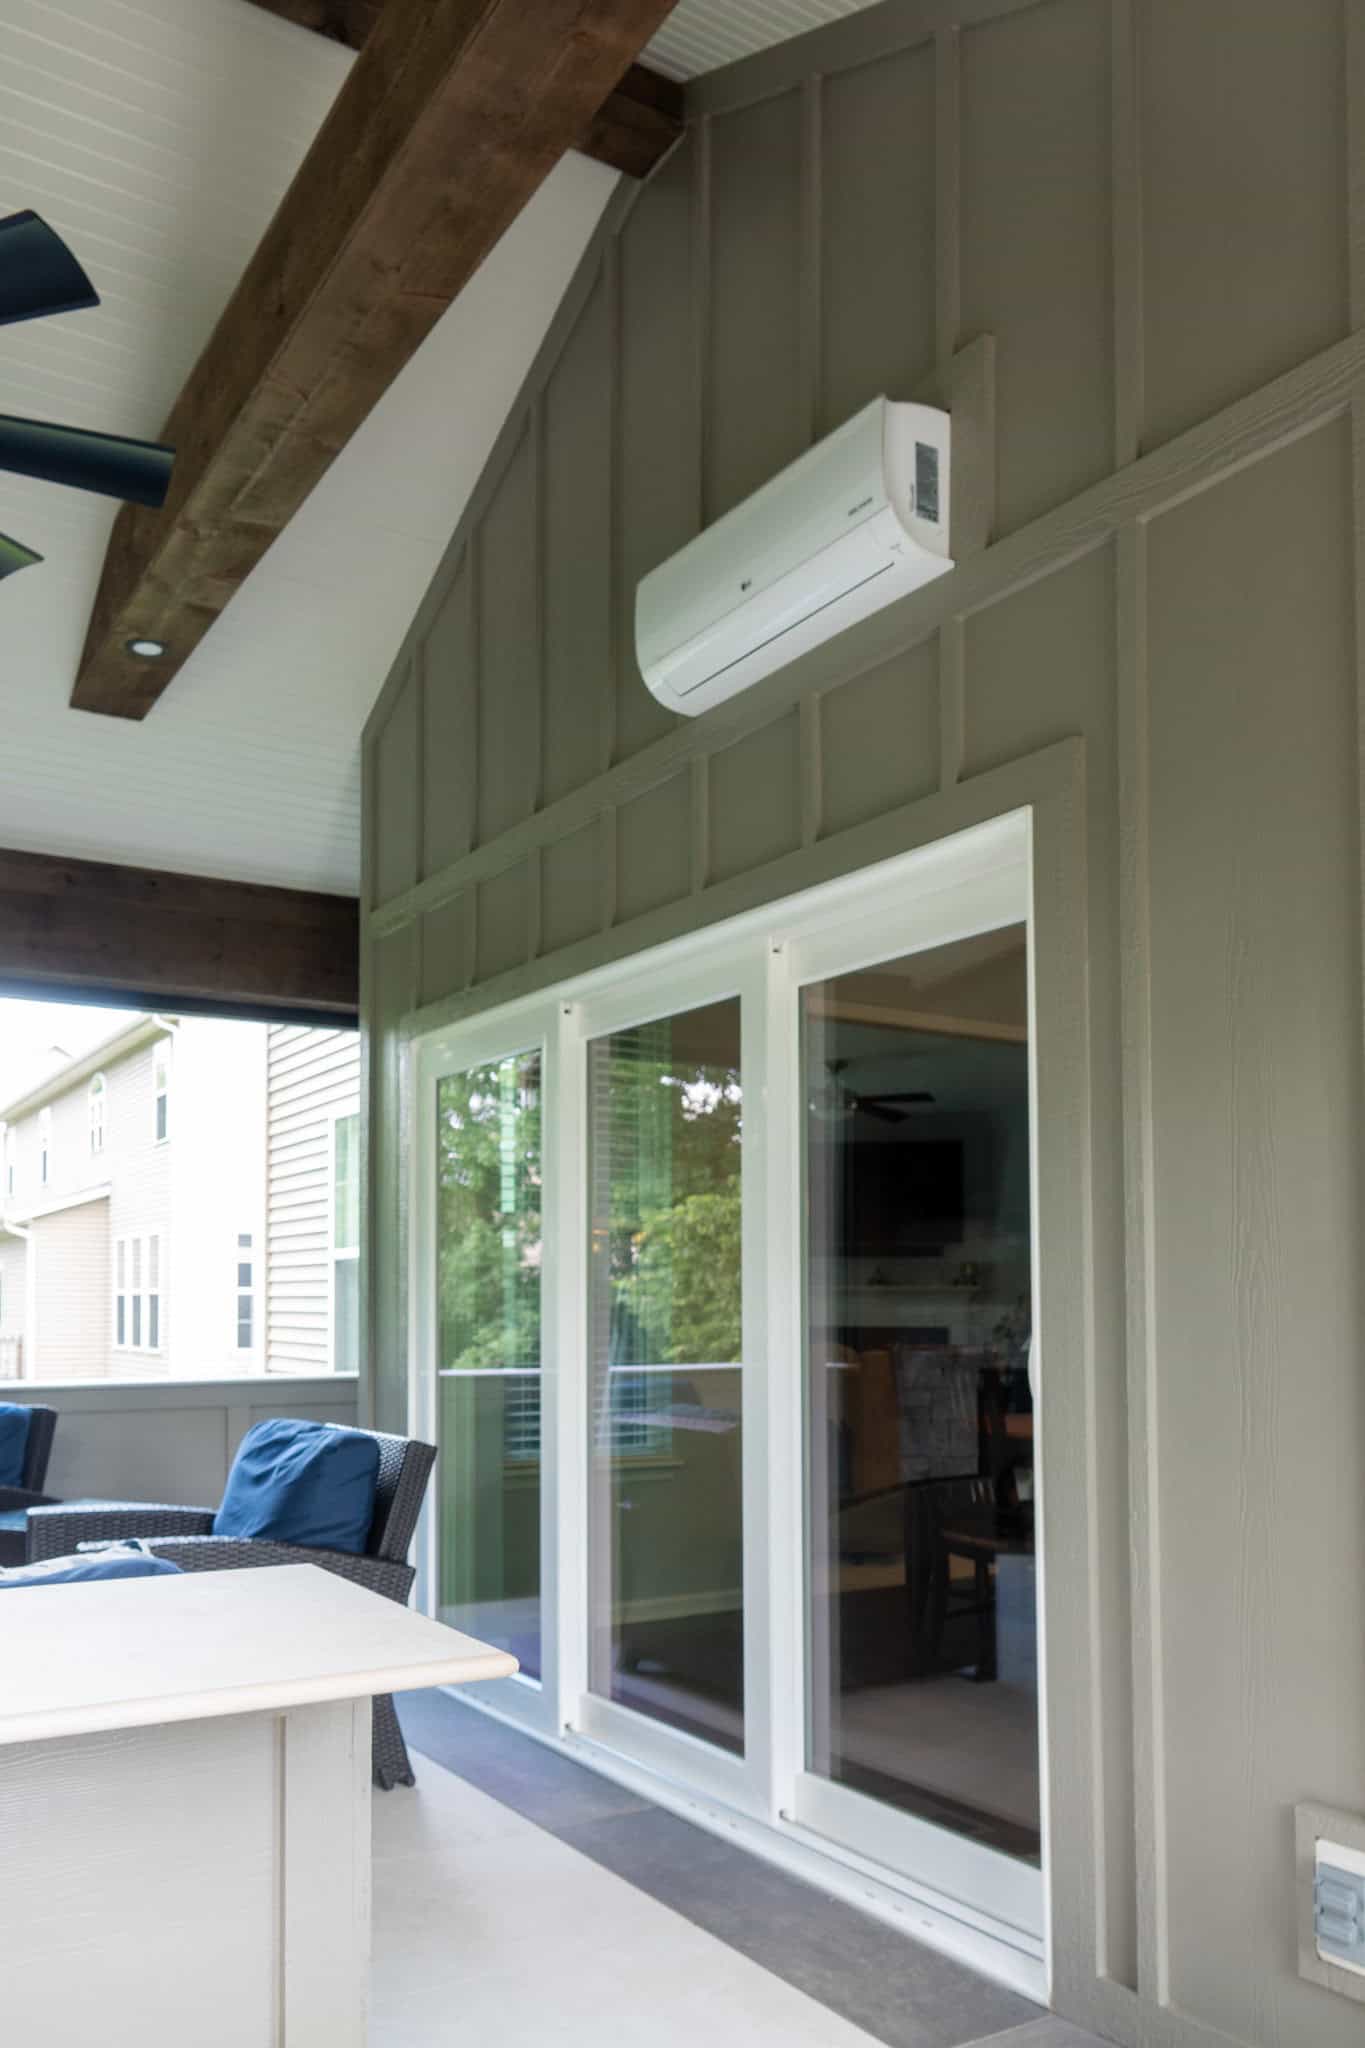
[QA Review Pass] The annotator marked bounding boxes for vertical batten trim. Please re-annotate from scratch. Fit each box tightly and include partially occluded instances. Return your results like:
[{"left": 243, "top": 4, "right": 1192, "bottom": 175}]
[
  {"left": 463, "top": 889, "right": 478, "bottom": 994},
  {"left": 1353, "top": 399, "right": 1365, "bottom": 1255},
  {"left": 1111, "top": 0, "right": 1144, "bottom": 466},
  {"left": 1115, "top": 516, "right": 1168, "bottom": 2008},
  {"left": 526, "top": 850, "right": 544, "bottom": 964},
  {"left": 531, "top": 395, "right": 548, "bottom": 819},
  {"left": 601, "top": 807, "right": 619, "bottom": 932},
  {"left": 604, "top": 241, "right": 624, "bottom": 776},
  {"left": 799, "top": 691, "right": 823, "bottom": 844},
  {"left": 938, "top": 617, "right": 966, "bottom": 789},
  {"left": 690, "top": 755, "right": 711, "bottom": 894},
  {"left": 693, "top": 113, "right": 715, "bottom": 529},
  {"left": 1347, "top": 0, "right": 1365, "bottom": 329},
  {"left": 799, "top": 74, "right": 824, "bottom": 442},
  {"left": 468, "top": 526, "right": 484, "bottom": 853},
  {"left": 357, "top": 738, "right": 377, "bottom": 1430},
  {"left": 934, "top": 27, "right": 963, "bottom": 377},
  {"left": 409, "top": 906, "right": 424, "bottom": 1030},
  {"left": 410, "top": 649, "right": 427, "bottom": 889}
]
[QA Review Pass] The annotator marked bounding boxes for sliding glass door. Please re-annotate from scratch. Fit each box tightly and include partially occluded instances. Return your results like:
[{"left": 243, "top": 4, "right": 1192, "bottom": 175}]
[
  {"left": 800, "top": 925, "right": 1040, "bottom": 1875},
  {"left": 586, "top": 998, "right": 745, "bottom": 1754},
  {"left": 413, "top": 813, "right": 1048, "bottom": 1970},
  {"left": 434, "top": 1049, "right": 544, "bottom": 1680}
]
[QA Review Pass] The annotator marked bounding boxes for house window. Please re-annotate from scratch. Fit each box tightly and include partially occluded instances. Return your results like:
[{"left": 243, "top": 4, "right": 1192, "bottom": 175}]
[
  {"left": 332, "top": 1112, "right": 360, "bottom": 1373},
  {"left": 88, "top": 1073, "right": 107, "bottom": 1155},
  {"left": 38, "top": 1107, "right": 50, "bottom": 1186},
  {"left": 153, "top": 1039, "right": 171, "bottom": 1143},
  {"left": 237, "top": 1232, "right": 253, "bottom": 1351},
  {"left": 115, "top": 1232, "right": 163, "bottom": 1354}
]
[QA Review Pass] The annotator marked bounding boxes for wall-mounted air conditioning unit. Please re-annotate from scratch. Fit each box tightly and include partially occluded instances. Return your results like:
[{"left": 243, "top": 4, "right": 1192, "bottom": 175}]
[{"left": 636, "top": 396, "right": 952, "bottom": 718}]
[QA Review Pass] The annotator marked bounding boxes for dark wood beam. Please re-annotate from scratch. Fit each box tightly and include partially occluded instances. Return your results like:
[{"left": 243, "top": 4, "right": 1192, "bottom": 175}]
[
  {"left": 242, "top": 0, "right": 684, "bottom": 177},
  {"left": 0, "top": 851, "right": 358, "bottom": 1017},
  {"left": 72, "top": 0, "right": 682, "bottom": 723}
]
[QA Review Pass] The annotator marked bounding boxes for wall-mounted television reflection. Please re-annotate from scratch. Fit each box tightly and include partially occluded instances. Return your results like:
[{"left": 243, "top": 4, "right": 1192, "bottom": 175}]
[{"left": 810, "top": 1136, "right": 965, "bottom": 1256}]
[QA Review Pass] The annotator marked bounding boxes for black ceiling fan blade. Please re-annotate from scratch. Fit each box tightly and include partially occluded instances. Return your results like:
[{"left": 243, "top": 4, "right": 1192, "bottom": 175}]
[
  {"left": 0, "top": 210, "right": 99, "bottom": 327},
  {"left": 851, "top": 1095, "right": 911, "bottom": 1124},
  {"left": 0, "top": 414, "right": 173, "bottom": 509},
  {"left": 0, "top": 530, "right": 42, "bottom": 580}
]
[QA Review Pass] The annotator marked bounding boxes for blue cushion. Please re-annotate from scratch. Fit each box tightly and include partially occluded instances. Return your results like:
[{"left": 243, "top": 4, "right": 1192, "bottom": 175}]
[
  {"left": 0, "top": 1403, "right": 32, "bottom": 1487},
  {"left": 0, "top": 1545, "right": 182, "bottom": 1588},
  {"left": 213, "top": 1419, "right": 380, "bottom": 1555}
]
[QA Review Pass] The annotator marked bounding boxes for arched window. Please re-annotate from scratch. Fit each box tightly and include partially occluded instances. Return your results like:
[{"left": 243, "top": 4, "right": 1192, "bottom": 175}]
[{"left": 88, "top": 1072, "right": 107, "bottom": 1155}]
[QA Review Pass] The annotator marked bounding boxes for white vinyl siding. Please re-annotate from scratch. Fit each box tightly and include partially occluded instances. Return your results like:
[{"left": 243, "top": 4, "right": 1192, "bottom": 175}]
[
  {"left": 30, "top": 1198, "right": 110, "bottom": 1380},
  {"left": 0, "top": 1236, "right": 22, "bottom": 1337},
  {"left": 265, "top": 1027, "right": 360, "bottom": 1374}
]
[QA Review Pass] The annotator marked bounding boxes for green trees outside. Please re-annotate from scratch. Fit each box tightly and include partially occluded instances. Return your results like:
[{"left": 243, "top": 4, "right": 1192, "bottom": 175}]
[
  {"left": 436, "top": 1056, "right": 542, "bottom": 1374},
  {"left": 435, "top": 1034, "right": 743, "bottom": 1380}
]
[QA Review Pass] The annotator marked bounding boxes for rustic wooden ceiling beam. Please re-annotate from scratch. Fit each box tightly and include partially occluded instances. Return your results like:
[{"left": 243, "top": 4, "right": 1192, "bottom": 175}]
[
  {"left": 0, "top": 849, "right": 358, "bottom": 1016},
  {"left": 241, "top": 0, "right": 684, "bottom": 178},
  {"left": 72, "top": 0, "right": 682, "bottom": 722}
]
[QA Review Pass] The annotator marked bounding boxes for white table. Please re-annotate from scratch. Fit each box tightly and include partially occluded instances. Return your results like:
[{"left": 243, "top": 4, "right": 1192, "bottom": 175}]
[{"left": 0, "top": 1563, "right": 517, "bottom": 2045}]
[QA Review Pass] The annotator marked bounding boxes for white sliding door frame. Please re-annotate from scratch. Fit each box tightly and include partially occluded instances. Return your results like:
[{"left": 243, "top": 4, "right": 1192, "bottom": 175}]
[
  {"left": 411, "top": 993, "right": 567, "bottom": 1737},
  {"left": 406, "top": 749, "right": 1096, "bottom": 2004},
  {"left": 773, "top": 831, "right": 1043, "bottom": 1950},
  {"left": 569, "top": 939, "right": 770, "bottom": 1818}
]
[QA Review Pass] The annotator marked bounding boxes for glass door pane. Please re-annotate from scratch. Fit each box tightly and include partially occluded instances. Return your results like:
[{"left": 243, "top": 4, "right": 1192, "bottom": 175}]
[
  {"left": 587, "top": 998, "right": 744, "bottom": 1754},
  {"left": 436, "top": 1051, "right": 543, "bottom": 1680},
  {"left": 804, "top": 925, "right": 1038, "bottom": 1863}
]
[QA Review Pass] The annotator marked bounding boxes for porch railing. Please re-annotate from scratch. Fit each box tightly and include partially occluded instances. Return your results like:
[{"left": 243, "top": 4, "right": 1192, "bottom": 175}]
[{"left": 0, "top": 1374, "right": 360, "bottom": 1505}]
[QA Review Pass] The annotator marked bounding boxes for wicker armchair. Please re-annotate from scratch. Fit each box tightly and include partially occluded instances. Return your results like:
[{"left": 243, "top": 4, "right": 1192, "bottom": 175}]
[
  {"left": 28, "top": 1428, "right": 436, "bottom": 1790},
  {"left": 0, "top": 1405, "right": 59, "bottom": 1566}
]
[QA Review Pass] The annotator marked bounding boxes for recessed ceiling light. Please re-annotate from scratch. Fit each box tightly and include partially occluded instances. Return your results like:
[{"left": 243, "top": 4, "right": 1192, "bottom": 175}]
[{"left": 125, "top": 637, "right": 165, "bottom": 659}]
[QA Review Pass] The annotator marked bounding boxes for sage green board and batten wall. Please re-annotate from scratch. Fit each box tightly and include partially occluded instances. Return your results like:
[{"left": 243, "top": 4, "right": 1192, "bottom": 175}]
[{"left": 360, "top": 2, "right": 1365, "bottom": 2044}]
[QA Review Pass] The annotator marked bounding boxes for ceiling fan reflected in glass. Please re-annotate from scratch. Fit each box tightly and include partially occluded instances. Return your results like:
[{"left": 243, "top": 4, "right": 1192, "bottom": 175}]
[
  {"left": 809, "top": 1059, "right": 936, "bottom": 1125},
  {"left": 0, "top": 208, "right": 175, "bottom": 582}
]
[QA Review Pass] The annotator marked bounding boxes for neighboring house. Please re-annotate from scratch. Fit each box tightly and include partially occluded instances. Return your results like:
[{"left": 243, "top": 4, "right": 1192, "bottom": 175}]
[
  {"left": 264, "top": 1025, "right": 361, "bottom": 1376},
  {"left": 0, "top": 1016, "right": 267, "bottom": 1382},
  {"left": 0, "top": 1016, "right": 360, "bottom": 1383}
]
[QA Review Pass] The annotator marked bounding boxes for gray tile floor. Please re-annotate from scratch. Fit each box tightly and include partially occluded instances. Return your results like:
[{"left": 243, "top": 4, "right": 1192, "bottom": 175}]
[{"left": 395, "top": 1691, "right": 1110, "bottom": 2048}]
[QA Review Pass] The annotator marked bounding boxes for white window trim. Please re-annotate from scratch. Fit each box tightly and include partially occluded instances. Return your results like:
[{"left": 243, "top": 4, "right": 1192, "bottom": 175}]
[
  {"left": 327, "top": 1102, "right": 361, "bottom": 1374},
  {"left": 113, "top": 1230, "right": 164, "bottom": 1356},
  {"left": 235, "top": 1232, "right": 256, "bottom": 1357},
  {"left": 408, "top": 754, "right": 1095, "bottom": 2003},
  {"left": 88, "top": 1072, "right": 107, "bottom": 1156},
  {"left": 38, "top": 1107, "right": 50, "bottom": 1186},
  {"left": 152, "top": 1037, "right": 171, "bottom": 1146}
]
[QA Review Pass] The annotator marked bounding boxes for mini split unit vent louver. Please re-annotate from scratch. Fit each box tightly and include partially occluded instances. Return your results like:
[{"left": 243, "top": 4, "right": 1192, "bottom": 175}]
[{"left": 636, "top": 396, "right": 952, "bottom": 717}]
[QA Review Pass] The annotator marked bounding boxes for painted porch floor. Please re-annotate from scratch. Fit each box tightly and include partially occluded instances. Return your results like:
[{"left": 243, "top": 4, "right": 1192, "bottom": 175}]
[{"left": 376, "top": 1691, "right": 1109, "bottom": 2048}]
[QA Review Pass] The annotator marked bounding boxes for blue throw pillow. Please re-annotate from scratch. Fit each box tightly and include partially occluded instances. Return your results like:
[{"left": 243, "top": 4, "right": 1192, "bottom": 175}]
[
  {"left": 0, "top": 1545, "right": 182, "bottom": 1588},
  {"left": 213, "top": 1419, "right": 380, "bottom": 1555},
  {"left": 0, "top": 1403, "right": 32, "bottom": 1488}
]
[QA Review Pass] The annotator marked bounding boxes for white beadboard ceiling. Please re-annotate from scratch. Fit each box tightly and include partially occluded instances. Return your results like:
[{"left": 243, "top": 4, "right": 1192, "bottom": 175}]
[
  {"left": 0, "top": 0, "right": 883, "bottom": 898},
  {"left": 647, "top": 0, "right": 885, "bottom": 78}
]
